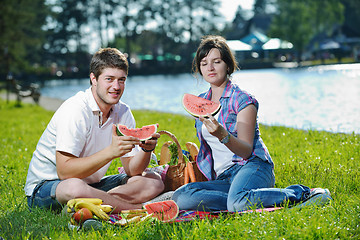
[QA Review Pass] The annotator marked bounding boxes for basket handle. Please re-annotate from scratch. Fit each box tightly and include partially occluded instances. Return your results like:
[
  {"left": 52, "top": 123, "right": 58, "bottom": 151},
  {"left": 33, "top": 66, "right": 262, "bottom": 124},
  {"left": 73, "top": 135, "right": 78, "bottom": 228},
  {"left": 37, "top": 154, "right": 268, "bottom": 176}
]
[{"left": 158, "top": 130, "right": 184, "bottom": 164}]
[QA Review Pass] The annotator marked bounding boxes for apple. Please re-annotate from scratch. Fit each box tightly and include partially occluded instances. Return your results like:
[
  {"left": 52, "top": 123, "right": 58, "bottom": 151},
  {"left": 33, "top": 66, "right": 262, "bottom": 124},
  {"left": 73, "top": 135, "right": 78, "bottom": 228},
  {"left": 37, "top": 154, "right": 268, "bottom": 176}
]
[{"left": 72, "top": 208, "right": 93, "bottom": 223}]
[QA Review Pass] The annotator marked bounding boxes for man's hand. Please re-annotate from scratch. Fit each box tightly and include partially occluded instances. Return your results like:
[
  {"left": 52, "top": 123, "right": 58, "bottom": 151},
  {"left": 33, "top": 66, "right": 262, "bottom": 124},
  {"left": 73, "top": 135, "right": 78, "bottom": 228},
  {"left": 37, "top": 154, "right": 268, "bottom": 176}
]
[
  {"left": 120, "top": 127, "right": 160, "bottom": 176},
  {"left": 110, "top": 125, "right": 140, "bottom": 158},
  {"left": 139, "top": 132, "right": 160, "bottom": 152}
]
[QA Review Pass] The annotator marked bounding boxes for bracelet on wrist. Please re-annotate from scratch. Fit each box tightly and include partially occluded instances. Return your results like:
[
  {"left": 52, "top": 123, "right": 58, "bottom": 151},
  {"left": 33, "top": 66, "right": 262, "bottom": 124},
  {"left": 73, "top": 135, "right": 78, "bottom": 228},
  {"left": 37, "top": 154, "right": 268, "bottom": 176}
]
[
  {"left": 220, "top": 132, "right": 231, "bottom": 144},
  {"left": 141, "top": 147, "right": 155, "bottom": 152}
]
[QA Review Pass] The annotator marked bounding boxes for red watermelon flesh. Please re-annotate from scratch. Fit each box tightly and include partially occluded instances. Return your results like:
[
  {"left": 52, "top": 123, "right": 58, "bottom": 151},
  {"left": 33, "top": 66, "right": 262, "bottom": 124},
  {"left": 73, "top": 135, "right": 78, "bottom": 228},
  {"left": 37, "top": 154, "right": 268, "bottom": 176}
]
[
  {"left": 144, "top": 200, "right": 179, "bottom": 222},
  {"left": 182, "top": 93, "right": 221, "bottom": 118},
  {"left": 116, "top": 124, "right": 157, "bottom": 141}
]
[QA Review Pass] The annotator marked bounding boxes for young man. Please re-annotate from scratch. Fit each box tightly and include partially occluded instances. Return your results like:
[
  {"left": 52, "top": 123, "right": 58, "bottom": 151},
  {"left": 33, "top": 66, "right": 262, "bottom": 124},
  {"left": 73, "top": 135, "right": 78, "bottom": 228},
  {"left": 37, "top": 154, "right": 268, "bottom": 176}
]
[{"left": 24, "top": 48, "right": 164, "bottom": 213}]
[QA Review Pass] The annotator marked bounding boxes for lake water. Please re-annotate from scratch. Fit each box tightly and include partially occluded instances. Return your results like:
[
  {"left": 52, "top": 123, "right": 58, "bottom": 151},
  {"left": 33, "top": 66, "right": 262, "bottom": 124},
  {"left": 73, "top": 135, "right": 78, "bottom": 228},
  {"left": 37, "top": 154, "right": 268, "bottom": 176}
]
[{"left": 41, "top": 63, "right": 360, "bottom": 134}]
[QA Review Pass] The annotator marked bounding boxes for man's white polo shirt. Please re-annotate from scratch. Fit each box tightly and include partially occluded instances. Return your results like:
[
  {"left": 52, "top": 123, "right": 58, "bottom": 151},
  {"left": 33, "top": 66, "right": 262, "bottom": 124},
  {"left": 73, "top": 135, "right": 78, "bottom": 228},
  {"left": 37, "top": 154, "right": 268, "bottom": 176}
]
[{"left": 24, "top": 87, "right": 139, "bottom": 196}]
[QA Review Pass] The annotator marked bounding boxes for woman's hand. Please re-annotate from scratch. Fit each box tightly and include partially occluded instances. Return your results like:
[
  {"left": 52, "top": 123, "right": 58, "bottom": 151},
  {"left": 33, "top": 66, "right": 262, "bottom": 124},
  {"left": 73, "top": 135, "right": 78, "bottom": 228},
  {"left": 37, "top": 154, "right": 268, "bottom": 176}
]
[
  {"left": 199, "top": 114, "right": 228, "bottom": 141},
  {"left": 199, "top": 105, "right": 257, "bottom": 159}
]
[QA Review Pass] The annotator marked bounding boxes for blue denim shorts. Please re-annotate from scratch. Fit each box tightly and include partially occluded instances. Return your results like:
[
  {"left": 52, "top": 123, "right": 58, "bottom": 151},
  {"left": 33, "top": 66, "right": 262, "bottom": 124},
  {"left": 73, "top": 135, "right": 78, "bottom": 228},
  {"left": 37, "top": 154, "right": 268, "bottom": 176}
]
[{"left": 27, "top": 174, "right": 129, "bottom": 212}]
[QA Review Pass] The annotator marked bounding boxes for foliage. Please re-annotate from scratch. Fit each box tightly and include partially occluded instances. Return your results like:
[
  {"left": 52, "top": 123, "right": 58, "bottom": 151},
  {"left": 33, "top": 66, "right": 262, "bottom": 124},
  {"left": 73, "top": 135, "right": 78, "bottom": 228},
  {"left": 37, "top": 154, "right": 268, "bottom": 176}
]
[
  {"left": 148, "top": 0, "right": 223, "bottom": 43},
  {"left": 46, "top": 0, "right": 88, "bottom": 53},
  {"left": 0, "top": 0, "right": 225, "bottom": 80},
  {"left": 269, "top": 0, "right": 345, "bottom": 61},
  {"left": 253, "top": 0, "right": 268, "bottom": 15},
  {"left": 341, "top": 0, "right": 360, "bottom": 37},
  {"left": 1, "top": 0, "right": 359, "bottom": 80},
  {"left": 0, "top": 0, "right": 50, "bottom": 77},
  {"left": 168, "top": 143, "right": 179, "bottom": 166},
  {"left": 45, "top": 0, "right": 223, "bottom": 56},
  {"left": 108, "top": 0, "right": 223, "bottom": 62},
  {"left": 0, "top": 99, "right": 359, "bottom": 239}
]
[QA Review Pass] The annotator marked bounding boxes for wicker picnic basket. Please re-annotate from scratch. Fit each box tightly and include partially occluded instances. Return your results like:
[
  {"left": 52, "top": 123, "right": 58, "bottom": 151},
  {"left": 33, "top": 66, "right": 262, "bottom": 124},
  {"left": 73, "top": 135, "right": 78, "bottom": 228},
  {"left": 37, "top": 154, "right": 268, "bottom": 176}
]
[{"left": 158, "top": 130, "right": 207, "bottom": 192}]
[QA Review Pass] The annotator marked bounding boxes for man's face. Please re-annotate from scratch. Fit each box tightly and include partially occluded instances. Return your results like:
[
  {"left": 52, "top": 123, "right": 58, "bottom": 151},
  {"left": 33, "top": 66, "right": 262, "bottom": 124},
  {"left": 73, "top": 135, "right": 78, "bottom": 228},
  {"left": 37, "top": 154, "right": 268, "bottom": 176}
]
[{"left": 90, "top": 67, "right": 127, "bottom": 108}]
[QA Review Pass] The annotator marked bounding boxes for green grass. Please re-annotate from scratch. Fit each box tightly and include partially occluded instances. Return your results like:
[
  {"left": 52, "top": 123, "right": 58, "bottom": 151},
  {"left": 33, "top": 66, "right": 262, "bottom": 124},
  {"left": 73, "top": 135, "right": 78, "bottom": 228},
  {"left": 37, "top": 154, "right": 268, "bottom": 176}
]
[{"left": 0, "top": 99, "right": 359, "bottom": 239}]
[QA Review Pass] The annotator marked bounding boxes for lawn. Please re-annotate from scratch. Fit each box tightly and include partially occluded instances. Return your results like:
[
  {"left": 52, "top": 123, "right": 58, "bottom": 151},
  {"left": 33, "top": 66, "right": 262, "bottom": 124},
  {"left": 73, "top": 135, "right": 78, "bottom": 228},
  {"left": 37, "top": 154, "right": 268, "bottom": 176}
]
[{"left": 0, "top": 99, "right": 359, "bottom": 239}]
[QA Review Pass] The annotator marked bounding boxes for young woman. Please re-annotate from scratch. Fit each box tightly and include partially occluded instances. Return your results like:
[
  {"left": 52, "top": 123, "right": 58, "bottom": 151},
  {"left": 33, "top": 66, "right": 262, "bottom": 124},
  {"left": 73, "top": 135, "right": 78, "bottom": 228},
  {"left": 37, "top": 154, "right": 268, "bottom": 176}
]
[{"left": 172, "top": 35, "right": 331, "bottom": 211}]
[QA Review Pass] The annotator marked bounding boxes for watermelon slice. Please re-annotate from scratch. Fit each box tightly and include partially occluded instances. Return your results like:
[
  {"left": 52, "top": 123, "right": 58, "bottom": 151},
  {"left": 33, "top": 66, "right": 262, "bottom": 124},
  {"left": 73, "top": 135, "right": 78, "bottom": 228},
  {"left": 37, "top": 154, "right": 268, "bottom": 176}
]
[
  {"left": 182, "top": 93, "right": 221, "bottom": 118},
  {"left": 143, "top": 200, "right": 179, "bottom": 222},
  {"left": 116, "top": 124, "right": 157, "bottom": 141}
]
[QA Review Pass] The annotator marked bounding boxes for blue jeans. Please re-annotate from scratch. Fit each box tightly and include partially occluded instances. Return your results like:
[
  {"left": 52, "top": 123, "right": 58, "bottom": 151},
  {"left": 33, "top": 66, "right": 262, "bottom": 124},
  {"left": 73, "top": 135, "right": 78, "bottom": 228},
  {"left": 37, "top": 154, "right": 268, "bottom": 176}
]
[
  {"left": 27, "top": 174, "right": 129, "bottom": 212},
  {"left": 172, "top": 158, "right": 310, "bottom": 211}
]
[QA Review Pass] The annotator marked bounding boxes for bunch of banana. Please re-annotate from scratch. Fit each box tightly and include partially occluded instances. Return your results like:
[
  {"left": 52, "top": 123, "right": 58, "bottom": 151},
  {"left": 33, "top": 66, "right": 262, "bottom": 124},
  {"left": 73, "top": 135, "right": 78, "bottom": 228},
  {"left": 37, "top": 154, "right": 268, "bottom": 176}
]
[
  {"left": 115, "top": 209, "right": 154, "bottom": 226},
  {"left": 67, "top": 198, "right": 103, "bottom": 210},
  {"left": 66, "top": 198, "right": 113, "bottom": 221}
]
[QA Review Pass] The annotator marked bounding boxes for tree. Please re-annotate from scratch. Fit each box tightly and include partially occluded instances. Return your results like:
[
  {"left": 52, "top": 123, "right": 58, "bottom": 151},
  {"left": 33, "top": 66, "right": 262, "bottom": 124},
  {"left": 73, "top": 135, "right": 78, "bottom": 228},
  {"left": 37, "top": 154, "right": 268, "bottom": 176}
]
[
  {"left": 95, "top": 0, "right": 153, "bottom": 55},
  {"left": 340, "top": 0, "right": 360, "bottom": 37},
  {"left": 108, "top": 0, "right": 223, "bottom": 59},
  {"left": 254, "top": 0, "right": 267, "bottom": 15},
  {"left": 46, "top": 0, "right": 88, "bottom": 53},
  {"left": 0, "top": 0, "right": 49, "bottom": 78},
  {"left": 224, "top": 5, "right": 254, "bottom": 40},
  {"left": 269, "top": 0, "right": 344, "bottom": 62},
  {"left": 147, "top": 0, "right": 223, "bottom": 61}
]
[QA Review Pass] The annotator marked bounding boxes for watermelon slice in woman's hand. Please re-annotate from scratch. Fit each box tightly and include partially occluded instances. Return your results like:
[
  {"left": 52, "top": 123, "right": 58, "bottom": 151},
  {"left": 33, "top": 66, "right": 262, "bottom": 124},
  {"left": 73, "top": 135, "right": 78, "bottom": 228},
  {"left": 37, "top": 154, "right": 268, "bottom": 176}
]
[{"left": 182, "top": 93, "right": 221, "bottom": 118}]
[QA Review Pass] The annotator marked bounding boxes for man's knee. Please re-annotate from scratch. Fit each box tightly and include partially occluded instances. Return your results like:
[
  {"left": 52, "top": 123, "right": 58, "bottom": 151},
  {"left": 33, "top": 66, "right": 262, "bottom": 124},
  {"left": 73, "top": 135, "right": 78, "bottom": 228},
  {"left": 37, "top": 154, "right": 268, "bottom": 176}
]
[
  {"left": 125, "top": 174, "right": 164, "bottom": 198},
  {"left": 56, "top": 178, "right": 89, "bottom": 204},
  {"left": 131, "top": 173, "right": 164, "bottom": 191}
]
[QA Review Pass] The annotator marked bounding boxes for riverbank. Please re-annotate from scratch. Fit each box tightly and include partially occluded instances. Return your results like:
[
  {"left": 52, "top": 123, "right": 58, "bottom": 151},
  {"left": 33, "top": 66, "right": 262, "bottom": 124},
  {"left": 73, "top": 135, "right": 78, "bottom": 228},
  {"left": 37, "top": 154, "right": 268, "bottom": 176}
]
[{"left": 0, "top": 92, "right": 64, "bottom": 112}]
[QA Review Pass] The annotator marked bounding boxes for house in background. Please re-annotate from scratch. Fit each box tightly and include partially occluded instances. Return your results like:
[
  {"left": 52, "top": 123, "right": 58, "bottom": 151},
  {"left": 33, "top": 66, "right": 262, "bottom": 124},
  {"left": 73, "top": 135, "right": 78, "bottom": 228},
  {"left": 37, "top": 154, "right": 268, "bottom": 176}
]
[
  {"left": 226, "top": 9, "right": 359, "bottom": 68},
  {"left": 226, "top": 14, "right": 294, "bottom": 68}
]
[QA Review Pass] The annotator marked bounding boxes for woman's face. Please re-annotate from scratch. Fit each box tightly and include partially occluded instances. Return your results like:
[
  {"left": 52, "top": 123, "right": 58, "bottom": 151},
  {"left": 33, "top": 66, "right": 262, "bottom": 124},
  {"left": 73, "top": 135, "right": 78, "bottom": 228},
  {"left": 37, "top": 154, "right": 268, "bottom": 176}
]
[{"left": 199, "top": 48, "right": 228, "bottom": 87}]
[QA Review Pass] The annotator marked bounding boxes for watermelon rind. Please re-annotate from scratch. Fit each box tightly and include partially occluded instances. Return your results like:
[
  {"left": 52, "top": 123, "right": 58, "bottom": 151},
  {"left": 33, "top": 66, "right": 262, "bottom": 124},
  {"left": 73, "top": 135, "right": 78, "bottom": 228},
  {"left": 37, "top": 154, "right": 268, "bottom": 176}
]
[
  {"left": 116, "top": 124, "right": 157, "bottom": 141},
  {"left": 143, "top": 200, "right": 179, "bottom": 222},
  {"left": 182, "top": 93, "right": 221, "bottom": 118},
  {"left": 116, "top": 127, "right": 124, "bottom": 136}
]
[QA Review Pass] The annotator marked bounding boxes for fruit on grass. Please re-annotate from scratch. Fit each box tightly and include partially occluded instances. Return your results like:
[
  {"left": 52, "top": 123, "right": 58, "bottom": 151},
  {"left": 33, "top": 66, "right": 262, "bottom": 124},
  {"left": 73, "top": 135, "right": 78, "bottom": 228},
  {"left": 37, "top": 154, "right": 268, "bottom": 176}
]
[
  {"left": 116, "top": 213, "right": 154, "bottom": 226},
  {"left": 182, "top": 93, "right": 221, "bottom": 118},
  {"left": 99, "top": 204, "right": 114, "bottom": 213},
  {"left": 74, "top": 200, "right": 110, "bottom": 221},
  {"left": 66, "top": 198, "right": 104, "bottom": 213},
  {"left": 72, "top": 208, "right": 93, "bottom": 224},
  {"left": 143, "top": 200, "right": 179, "bottom": 222},
  {"left": 117, "top": 209, "right": 154, "bottom": 226},
  {"left": 116, "top": 124, "right": 158, "bottom": 141},
  {"left": 67, "top": 198, "right": 103, "bottom": 207}
]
